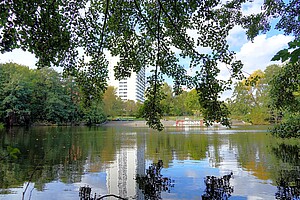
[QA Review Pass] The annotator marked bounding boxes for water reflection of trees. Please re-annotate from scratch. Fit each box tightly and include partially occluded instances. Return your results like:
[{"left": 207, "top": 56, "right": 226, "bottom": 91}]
[
  {"left": 146, "top": 132, "right": 209, "bottom": 167},
  {"left": 229, "top": 132, "right": 272, "bottom": 180},
  {"left": 271, "top": 143, "right": 300, "bottom": 199},
  {"left": 275, "top": 172, "right": 300, "bottom": 199},
  {"left": 0, "top": 127, "right": 118, "bottom": 190},
  {"left": 271, "top": 143, "right": 300, "bottom": 166},
  {"left": 1, "top": 126, "right": 299, "bottom": 199},
  {"left": 78, "top": 160, "right": 174, "bottom": 200}
]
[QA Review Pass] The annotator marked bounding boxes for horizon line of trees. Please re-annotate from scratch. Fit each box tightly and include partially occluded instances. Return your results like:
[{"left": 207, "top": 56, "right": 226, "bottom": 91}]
[
  {"left": 1, "top": 61, "right": 299, "bottom": 138},
  {"left": 0, "top": 62, "right": 205, "bottom": 127}
]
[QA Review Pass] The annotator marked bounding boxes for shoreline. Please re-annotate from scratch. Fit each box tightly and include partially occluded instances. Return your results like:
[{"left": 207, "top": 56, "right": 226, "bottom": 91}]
[{"left": 102, "top": 119, "right": 251, "bottom": 128}]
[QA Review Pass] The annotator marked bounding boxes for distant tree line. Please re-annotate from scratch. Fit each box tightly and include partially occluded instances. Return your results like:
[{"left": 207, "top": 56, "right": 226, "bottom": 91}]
[
  {"left": 148, "top": 83, "right": 203, "bottom": 117},
  {"left": 100, "top": 83, "right": 204, "bottom": 119},
  {"left": 0, "top": 63, "right": 205, "bottom": 127},
  {"left": 1, "top": 62, "right": 299, "bottom": 138}
]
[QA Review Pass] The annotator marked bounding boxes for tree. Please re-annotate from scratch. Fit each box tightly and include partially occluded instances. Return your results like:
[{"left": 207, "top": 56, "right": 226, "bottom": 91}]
[
  {"left": 185, "top": 89, "right": 202, "bottom": 116},
  {"left": 171, "top": 91, "right": 190, "bottom": 116},
  {"left": 0, "top": 63, "right": 107, "bottom": 126},
  {"left": 228, "top": 82, "right": 252, "bottom": 121},
  {"left": 268, "top": 63, "right": 300, "bottom": 138},
  {"left": 0, "top": 63, "right": 33, "bottom": 126},
  {"left": 1, "top": 0, "right": 297, "bottom": 130},
  {"left": 160, "top": 83, "right": 173, "bottom": 116},
  {"left": 102, "top": 86, "right": 123, "bottom": 117},
  {"left": 123, "top": 100, "right": 139, "bottom": 117},
  {"left": 83, "top": 100, "right": 106, "bottom": 125},
  {"left": 228, "top": 66, "right": 282, "bottom": 124}
]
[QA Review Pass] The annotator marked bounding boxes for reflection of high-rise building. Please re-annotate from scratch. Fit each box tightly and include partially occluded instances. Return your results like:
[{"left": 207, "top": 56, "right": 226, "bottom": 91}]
[
  {"left": 107, "top": 59, "right": 146, "bottom": 102},
  {"left": 106, "top": 133, "right": 145, "bottom": 200}
]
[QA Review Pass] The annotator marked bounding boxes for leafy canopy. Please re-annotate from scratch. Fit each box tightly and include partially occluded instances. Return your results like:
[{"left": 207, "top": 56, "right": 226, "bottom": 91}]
[{"left": 0, "top": 0, "right": 297, "bottom": 130}]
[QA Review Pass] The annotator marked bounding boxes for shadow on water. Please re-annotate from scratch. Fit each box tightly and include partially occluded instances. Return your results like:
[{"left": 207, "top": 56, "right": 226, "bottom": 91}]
[
  {"left": 272, "top": 143, "right": 300, "bottom": 166},
  {"left": 272, "top": 143, "right": 300, "bottom": 200},
  {"left": 275, "top": 175, "right": 300, "bottom": 199}
]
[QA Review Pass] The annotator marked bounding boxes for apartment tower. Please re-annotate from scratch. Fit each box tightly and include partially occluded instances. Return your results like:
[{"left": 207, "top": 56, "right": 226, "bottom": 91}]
[{"left": 107, "top": 59, "right": 146, "bottom": 102}]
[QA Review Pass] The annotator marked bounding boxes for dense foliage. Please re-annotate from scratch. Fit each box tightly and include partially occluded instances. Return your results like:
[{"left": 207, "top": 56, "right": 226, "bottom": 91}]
[
  {"left": 228, "top": 65, "right": 281, "bottom": 125},
  {"left": 1, "top": 0, "right": 257, "bottom": 130},
  {"left": 0, "top": 63, "right": 106, "bottom": 126},
  {"left": 228, "top": 62, "right": 300, "bottom": 138},
  {"left": 267, "top": 37, "right": 300, "bottom": 138},
  {"left": 0, "top": 0, "right": 299, "bottom": 130}
]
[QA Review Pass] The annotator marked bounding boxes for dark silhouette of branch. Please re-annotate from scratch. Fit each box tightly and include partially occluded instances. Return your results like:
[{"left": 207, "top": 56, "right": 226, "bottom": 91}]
[
  {"left": 157, "top": 0, "right": 208, "bottom": 60},
  {"left": 99, "top": 0, "right": 110, "bottom": 51},
  {"left": 98, "top": 194, "right": 127, "bottom": 200},
  {"left": 153, "top": 2, "right": 162, "bottom": 111}
]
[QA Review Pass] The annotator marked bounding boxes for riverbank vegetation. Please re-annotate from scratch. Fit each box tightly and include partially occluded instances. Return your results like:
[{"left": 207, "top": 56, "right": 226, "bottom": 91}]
[
  {"left": 1, "top": 61, "right": 299, "bottom": 138},
  {"left": 0, "top": 62, "right": 107, "bottom": 126}
]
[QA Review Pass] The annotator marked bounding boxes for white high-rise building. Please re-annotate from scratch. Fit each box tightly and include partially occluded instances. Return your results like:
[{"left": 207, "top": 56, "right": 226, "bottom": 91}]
[{"left": 107, "top": 58, "right": 146, "bottom": 102}]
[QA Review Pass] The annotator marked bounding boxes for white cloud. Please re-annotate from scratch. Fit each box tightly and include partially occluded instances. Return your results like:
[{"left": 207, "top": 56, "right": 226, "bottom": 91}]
[
  {"left": 236, "top": 34, "right": 293, "bottom": 74},
  {"left": 227, "top": 26, "right": 247, "bottom": 50},
  {"left": 218, "top": 33, "right": 293, "bottom": 100},
  {"left": 220, "top": 34, "right": 293, "bottom": 81}
]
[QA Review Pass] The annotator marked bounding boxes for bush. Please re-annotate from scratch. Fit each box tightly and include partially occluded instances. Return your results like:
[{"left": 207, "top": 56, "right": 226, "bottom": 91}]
[{"left": 271, "top": 114, "right": 300, "bottom": 138}]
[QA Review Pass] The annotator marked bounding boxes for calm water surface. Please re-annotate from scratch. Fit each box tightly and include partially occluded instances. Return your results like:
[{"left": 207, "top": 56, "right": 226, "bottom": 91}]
[{"left": 0, "top": 125, "right": 299, "bottom": 200}]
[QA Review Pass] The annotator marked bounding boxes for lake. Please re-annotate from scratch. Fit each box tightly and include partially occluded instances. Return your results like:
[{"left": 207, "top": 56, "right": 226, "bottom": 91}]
[{"left": 0, "top": 125, "right": 299, "bottom": 200}]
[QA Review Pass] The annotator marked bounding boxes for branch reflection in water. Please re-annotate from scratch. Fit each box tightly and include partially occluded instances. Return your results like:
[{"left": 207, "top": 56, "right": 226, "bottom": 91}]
[
  {"left": 79, "top": 186, "right": 127, "bottom": 200},
  {"left": 202, "top": 172, "right": 234, "bottom": 200},
  {"left": 275, "top": 176, "right": 300, "bottom": 199},
  {"left": 136, "top": 160, "right": 174, "bottom": 200},
  {"left": 79, "top": 160, "right": 174, "bottom": 200}
]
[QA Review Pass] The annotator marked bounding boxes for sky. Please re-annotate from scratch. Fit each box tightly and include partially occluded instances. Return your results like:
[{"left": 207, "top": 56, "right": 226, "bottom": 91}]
[{"left": 0, "top": 1, "right": 294, "bottom": 99}]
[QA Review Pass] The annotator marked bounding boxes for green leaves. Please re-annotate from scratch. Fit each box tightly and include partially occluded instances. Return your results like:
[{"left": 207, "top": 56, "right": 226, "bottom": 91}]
[
  {"left": 269, "top": 64, "right": 300, "bottom": 112},
  {"left": 272, "top": 39, "right": 300, "bottom": 64},
  {"left": 0, "top": 146, "right": 20, "bottom": 161},
  {"left": 0, "top": 63, "right": 108, "bottom": 126},
  {"left": 3, "top": 0, "right": 297, "bottom": 130},
  {"left": 6, "top": 146, "right": 20, "bottom": 160},
  {"left": 270, "top": 114, "right": 300, "bottom": 138},
  {"left": 265, "top": 40, "right": 300, "bottom": 139},
  {"left": 141, "top": 77, "right": 164, "bottom": 131}
]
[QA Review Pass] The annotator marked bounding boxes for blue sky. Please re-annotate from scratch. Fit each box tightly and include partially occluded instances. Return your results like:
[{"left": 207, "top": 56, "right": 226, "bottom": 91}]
[{"left": 0, "top": 1, "right": 293, "bottom": 99}]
